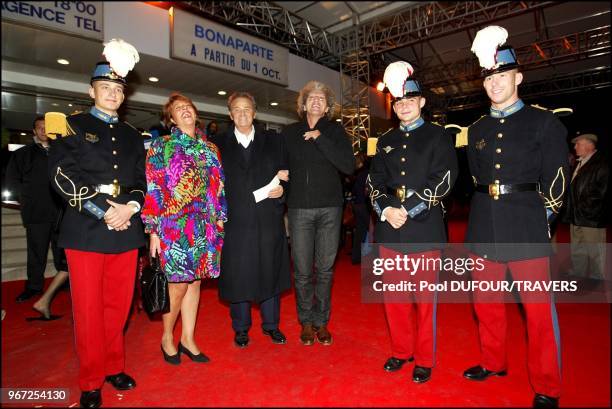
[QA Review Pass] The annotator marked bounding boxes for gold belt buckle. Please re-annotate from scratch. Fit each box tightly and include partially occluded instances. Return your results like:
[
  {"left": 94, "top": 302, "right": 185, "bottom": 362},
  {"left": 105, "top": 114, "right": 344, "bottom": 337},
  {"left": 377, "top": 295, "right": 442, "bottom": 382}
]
[
  {"left": 488, "top": 182, "right": 500, "bottom": 200},
  {"left": 396, "top": 187, "right": 406, "bottom": 203},
  {"left": 111, "top": 182, "right": 120, "bottom": 198}
]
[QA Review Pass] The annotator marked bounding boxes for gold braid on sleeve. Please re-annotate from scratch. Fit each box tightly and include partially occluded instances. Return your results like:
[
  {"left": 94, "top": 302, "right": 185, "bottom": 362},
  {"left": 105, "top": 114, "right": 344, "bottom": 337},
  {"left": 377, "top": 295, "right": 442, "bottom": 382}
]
[
  {"left": 542, "top": 166, "right": 566, "bottom": 214},
  {"left": 414, "top": 170, "right": 452, "bottom": 209},
  {"left": 54, "top": 167, "right": 98, "bottom": 211}
]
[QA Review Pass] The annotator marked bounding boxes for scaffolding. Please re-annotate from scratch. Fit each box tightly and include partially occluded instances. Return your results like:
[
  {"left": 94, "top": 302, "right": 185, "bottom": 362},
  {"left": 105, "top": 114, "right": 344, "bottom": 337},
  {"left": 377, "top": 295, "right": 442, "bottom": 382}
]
[{"left": 340, "top": 49, "right": 370, "bottom": 152}]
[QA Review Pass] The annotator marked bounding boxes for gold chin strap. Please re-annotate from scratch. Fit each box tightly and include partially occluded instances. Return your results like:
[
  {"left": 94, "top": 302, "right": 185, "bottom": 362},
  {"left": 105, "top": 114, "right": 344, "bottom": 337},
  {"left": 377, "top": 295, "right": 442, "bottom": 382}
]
[{"left": 543, "top": 166, "right": 566, "bottom": 213}]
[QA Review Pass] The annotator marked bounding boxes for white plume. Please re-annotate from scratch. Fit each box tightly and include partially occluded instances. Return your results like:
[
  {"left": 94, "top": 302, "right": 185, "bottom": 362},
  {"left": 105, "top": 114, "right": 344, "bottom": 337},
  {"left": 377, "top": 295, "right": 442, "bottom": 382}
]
[
  {"left": 383, "top": 61, "right": 414, "bottom": 98},
  {"left": 471, "top": 26, "right": 508, "bottom": 69},
  {"left": 103, "top": 38, "right": 140, "bottom": 77}
]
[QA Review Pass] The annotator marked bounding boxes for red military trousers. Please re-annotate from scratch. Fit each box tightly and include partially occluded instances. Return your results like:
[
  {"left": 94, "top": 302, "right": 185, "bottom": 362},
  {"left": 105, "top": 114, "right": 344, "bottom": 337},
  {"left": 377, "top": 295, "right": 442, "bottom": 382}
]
[
  {"left": 65, "top": 249, "right": 138, "bottom": 391},
  {"left": 470, "top": 255, "right": 562, "bottom": 398},
  {"left": 380, "top": 246, "right": 440, "bottom": 368}
]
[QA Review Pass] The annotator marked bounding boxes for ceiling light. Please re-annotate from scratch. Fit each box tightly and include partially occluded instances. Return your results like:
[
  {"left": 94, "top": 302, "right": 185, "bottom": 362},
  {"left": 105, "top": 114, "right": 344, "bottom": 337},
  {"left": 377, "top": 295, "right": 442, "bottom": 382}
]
[
  {"left": 20, "top": 132, "right": 26, "bottom": 136},
  {"left": 51, "top": 103, "right": 59, "bottom": 107},
  {"left": 336, "top": 118, "right": 341, "bottom": 122},
  {"left": 68, "top": 103, "right": 73, "bottom": 107},
  {"left": 270, "top": 102, "right": 278, "bottom": 106},
  {"left": 218, "top": 90, "right": 227, "bottom": 96},
  {"left": 376, "top": 81, "right": 385, "bottom": 92},
  {"left": 57, "top": 58, "right": 70, "bottom": 65},
  {"left": 148, "top": 76, "right": 159, "bottom": 82}
]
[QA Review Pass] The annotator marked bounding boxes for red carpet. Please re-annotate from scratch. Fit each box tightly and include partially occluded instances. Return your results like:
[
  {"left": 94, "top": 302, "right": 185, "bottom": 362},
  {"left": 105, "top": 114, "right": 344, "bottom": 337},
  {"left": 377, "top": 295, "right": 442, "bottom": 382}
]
[{"left": 1, "top": 222, "right": 610, "bottom": 407}]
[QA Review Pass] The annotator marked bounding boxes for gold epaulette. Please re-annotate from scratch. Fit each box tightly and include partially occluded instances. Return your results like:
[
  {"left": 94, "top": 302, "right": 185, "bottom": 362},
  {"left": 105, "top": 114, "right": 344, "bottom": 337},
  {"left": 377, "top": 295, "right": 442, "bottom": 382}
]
[
  {"left": 45, "top": 112, "right": 76, "bottom": 140},
  {"left": 531, "top": 104, "right": 549, "bottom": 111},
  {"left": 366, "top": 128, "right": 393, "bottom": 157},
  {"left": 445, "top": 124, "right": 468, "bottom": 148}
]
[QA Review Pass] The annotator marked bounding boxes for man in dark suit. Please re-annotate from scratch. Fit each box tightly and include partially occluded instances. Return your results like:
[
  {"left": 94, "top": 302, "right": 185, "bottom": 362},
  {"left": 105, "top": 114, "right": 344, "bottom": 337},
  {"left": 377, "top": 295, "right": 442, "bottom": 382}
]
[
  {"left": 6, "top": 116, "right": 68, "bottom": 303},
  {"left": 211, "top": 92, "right": 291, "bottom": 348},
  {"left": 368, "top": 62, "right": 457, "bottom": 383},
  {"left": 47, "top": 39, "right": 144, "bottom": 408},
  {"left": 464, "top": 26, "right": 569, "bottom": 409}
]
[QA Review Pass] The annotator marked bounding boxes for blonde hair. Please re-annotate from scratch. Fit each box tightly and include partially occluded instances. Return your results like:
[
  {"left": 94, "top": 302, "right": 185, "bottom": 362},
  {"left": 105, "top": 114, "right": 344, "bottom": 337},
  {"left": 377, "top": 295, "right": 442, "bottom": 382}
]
[{"left": 296, "top": 80, "right": 335, "bottom": 119}]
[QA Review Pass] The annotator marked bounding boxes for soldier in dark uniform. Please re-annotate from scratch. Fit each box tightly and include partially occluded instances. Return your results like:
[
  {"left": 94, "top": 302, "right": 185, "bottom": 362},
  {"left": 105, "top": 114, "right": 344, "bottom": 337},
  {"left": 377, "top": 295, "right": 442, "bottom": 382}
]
[
  {"left": 47, "top": 39, "right": 144, "bottom": 408},
  {"left": 463, "top": 26, "right": 569, "bottom": 409},
  {"left": 368, "top": 61, "right": 458, "bottom": 384}
]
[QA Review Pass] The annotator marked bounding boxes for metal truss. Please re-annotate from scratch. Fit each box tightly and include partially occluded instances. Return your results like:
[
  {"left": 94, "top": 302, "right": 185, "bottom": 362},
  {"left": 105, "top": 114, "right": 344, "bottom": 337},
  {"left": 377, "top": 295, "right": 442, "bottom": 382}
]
[
  {"left": 436, "top": 67, "right": 611, "bottom": 112},
  {"left": 180, "top": 1, "right": 340, "bottom": 68},
  {"left": 341, "top": 50, "right": 370, "bottom": 152},
  {"left": 334, "top": 1, "right": 555, "bottom": 55},
  {"left": 420, "top": 25, "right": 611, "bottom": 87}
]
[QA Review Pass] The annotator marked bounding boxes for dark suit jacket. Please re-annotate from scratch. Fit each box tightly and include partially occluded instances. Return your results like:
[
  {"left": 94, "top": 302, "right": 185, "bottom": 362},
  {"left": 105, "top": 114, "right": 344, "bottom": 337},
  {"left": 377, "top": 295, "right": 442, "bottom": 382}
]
[{"left": 210, "top": 127, "right": 291, "bottom": 303}]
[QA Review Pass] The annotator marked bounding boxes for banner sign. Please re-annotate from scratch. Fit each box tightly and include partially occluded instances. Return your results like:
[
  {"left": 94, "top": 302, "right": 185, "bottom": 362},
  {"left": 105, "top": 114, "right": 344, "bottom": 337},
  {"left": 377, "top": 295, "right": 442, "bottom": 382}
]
[
  {"left": 171, "top": 7, "right": 288, "bottom": 86},
  {"left": 1, "top": 1, "right": 103, "bottom": 39}
]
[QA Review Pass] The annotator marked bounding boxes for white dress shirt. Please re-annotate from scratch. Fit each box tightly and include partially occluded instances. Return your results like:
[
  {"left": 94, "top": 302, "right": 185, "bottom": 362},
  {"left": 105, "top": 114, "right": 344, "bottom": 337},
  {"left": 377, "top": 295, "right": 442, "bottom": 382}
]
[{"left": 234, "top": 125, "right": 255, "bottom": 148}]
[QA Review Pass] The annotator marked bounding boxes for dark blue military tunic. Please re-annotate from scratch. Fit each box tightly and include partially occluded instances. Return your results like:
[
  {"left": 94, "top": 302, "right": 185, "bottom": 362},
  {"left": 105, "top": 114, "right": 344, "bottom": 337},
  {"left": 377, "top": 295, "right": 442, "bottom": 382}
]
[
  {"left": 368, "top": 119, "right": 458, "bottom": 249},
  {"left": 465, "top": 101, "right": 569, "bottom": 260},
  {"left": 48, "top": 108, "right": 146, "bottom": 253}
]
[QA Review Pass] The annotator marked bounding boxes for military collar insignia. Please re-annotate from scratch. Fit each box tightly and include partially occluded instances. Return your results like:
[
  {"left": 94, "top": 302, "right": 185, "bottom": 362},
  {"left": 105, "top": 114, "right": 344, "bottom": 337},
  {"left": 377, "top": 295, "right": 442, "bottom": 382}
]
[
  {"left": 400, "top": 117, "right": 425, "bottom": 132},
  {"left": 382, "top": 146, "right": 395, "bottom": 154},
  {"left": 85, "top": 133, "right": 99, "bottom": 143},
  {"left": 475, "top": 138, "right": 486, "bottom": 151},
  {"left": 89, "top": 106, "right": 119, "bottom": 124},
  {"left": 490, "top": 99, "right": 524, "bottom": 118}
]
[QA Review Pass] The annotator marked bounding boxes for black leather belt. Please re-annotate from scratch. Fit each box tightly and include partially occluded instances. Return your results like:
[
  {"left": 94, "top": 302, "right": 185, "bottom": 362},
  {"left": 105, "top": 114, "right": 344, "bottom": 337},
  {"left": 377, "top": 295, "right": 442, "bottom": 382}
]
[{"left": 476, "top": 183, "right": 538, "bottom": 199}]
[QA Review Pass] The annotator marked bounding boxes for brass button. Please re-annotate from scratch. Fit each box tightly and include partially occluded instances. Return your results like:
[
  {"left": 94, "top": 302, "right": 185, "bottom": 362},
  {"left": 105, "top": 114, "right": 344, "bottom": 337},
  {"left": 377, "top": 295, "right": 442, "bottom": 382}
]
[
  {"left": 400, "top": 171, "right": 406, "bottom": 176},
  {"left": 497, "top": 133, "right": 503, "bottom": 138},
  {"left": 403, "top": 145, "right": 407, "bottom": 149},
  {"left": 500, "top": 119, "right": 505, "bottom": 124},
  {"left": 113, "top": 164, "right": 118, "bottom": 169},
  {"left": 493, "top": 195, "right": 500, "bottom": 200},
  {"left": 110, "top": 124, "right": 114, "bottom": 129},
  {"left": 113, "top": 179, "right": 118, "bottom": 183},
  {"left": 401, "top": 157, "right": 406, "bottom": 162},
  {"left": 494, "top": 179, "right": 500, "bottom": 184},
  {"left": 496, "top": 148, "right": 501, "bottom": 153},
  {"left": 495, "top": 164, "right": 501, "bottom": 169},
  {"left": 112, "top": 150, "right": 117, "bottom": 155},
  {"left": 405, "top": 133, "right": 409, "bottom": 137},
  {"left": 112, "top": 137, "right": 116, "bottom": 142}
]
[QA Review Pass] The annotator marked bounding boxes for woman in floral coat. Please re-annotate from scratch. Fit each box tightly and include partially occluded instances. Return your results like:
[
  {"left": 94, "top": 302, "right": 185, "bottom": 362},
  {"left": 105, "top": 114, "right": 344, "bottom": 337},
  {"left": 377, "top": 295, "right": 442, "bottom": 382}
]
[{"left": 142, "top": 92, "right": 226, "bottom": 365}]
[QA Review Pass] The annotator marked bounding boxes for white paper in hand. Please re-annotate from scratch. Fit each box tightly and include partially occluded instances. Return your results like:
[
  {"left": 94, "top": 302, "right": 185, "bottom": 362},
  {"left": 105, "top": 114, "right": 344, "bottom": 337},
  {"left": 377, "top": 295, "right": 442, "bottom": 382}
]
[{"left": 253, "top": 176, "right": 280, "bottom": 203}]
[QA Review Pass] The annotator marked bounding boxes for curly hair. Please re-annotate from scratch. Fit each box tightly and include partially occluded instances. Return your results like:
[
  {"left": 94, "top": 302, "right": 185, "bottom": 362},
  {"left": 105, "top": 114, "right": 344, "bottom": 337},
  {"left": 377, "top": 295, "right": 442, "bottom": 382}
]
[
  {"left": 296, "top": 80, "right": 335, "bottom": 119},
  {"left": 162, "top": 92, "right": 199, "bottom": 128}
]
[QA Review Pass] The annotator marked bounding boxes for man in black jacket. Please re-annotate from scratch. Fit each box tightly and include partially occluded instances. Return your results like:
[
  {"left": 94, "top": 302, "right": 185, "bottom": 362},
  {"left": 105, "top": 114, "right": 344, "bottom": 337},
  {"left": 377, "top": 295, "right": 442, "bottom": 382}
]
[
  {"left": 283, "top": 80, "right": 355, "bottom": 346},
  {"left": 564, "top": 133, "right": 609, "bottom": 279},
  {"left": 6, "top": 116, "right": 68, "bottom": 302}
]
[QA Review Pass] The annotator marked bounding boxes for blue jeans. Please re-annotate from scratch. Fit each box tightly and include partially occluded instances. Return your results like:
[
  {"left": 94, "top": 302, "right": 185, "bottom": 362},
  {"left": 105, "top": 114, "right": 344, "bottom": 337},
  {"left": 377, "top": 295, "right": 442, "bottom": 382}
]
[{"left": 288, "top": 207, "right": 342, "bottom": 327}]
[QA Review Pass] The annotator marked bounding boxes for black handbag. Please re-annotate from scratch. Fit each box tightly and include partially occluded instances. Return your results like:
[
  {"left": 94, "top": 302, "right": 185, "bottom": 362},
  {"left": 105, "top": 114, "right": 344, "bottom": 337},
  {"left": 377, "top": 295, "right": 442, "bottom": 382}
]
[{"left": 140, "top": 256, "right": 169, "bottom": 314}]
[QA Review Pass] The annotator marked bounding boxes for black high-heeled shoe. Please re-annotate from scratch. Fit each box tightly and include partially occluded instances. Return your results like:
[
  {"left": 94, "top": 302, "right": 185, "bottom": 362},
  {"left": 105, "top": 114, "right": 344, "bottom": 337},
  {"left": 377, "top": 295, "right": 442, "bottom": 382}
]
[
  {"left": 178, "top": 342, "right": 210, "bottom": 363},
  {"left": 161, "top": 345, "right": 180, "bottom": 365}
]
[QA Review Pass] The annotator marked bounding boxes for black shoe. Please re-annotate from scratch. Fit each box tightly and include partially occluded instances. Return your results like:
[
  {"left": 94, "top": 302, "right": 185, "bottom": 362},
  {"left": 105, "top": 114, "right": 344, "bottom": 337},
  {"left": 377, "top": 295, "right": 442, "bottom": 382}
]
[
  {"left": 234, "top": 331, "right": 250, "bottom": 348},
  {"left": 80, "top": 389, "right": 101, "bottom": 408},
  {"left": 161, "top": 345, "right": 180, "bottom": 365},
  {"left": 262, "top": 328, "right": 287, "bottom": 344},
  {"left": 178, "top": 342, "right": 210, "bottom": 362},
  {"left": 533, "top": 394, "right": 559, "bottom": 409},
  {"left": 412, "top": 366, "right": 432, "bottom": 383},
  {"left": 383, "top": 356, "right": 414, "bottom": 372},
  {"left": 16, "top": 288, "right": 41, "bottom": 303},
  {"left": 463, "top": 365, "right": 507, "bottom": 381},
  {"left": 105, "top": 372, "right": 136, "bottom": 390}
]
